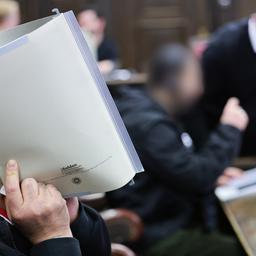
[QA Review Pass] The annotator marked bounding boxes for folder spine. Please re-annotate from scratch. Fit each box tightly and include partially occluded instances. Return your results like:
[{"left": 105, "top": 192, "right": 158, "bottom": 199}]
[
  {"left": 0, "top": 36, "right": 28, "bottom": 56},
  {"left": 63, "top": 11, "right": 143, "bottom": 174}
]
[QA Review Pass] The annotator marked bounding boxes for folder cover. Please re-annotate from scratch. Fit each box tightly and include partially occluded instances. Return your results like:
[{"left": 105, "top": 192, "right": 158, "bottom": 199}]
[{"left": 0, "top": 11, "right": 143, "bottom": 196}]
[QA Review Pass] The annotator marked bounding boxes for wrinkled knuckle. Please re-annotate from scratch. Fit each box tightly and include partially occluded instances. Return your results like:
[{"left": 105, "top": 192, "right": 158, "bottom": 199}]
[
  {"left": 54, "top": 189, "right": 62, "bottom": 197},
  {"left": 60, "top": 197, "right": 66, "bottom": 205},
  {"left": 47, "top": 184, "right": 56, "bottom": 190},
  {"left": 5, "top": 185, "right": 19, "bottom": 195},
  {"left": 60, "top": 198, "right": 67, "bottom": 208},
  {"left": 21, "top": 178, "right": 35, "bottom": 187}
]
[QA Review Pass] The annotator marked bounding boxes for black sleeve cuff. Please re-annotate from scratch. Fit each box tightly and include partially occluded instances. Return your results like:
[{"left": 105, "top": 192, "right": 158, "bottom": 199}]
[
  {"left": 218, "top": 123, "right": 242, "bottom": 143},
  {"left": 217, "top": 123, "right": 242, "bottom": 157},
  {"left": 71, "top": 203, "right": 90, "bottom": 237},
  {"left": 218, "top": 123, "right": 241, "bottom": 137},
  {"left": 30, "top": 237, "right": 81, "bottom": 256},
  {"left": 71, "top": 203, "right": 111, "bottom": 256}
]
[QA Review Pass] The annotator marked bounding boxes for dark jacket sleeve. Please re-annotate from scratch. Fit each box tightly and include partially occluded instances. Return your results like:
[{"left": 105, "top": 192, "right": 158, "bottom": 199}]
[
  {"left": 141, "top": 121, "right": 242, "bottom": 194},
  {"left": 70, "top": 204, "right": 111, "bottom": 256},
  {"left": 30, "top": 204, "right": 110, "bottom": 256},
  {"left": 30, "top": 238, "right": 81, "bottom": 256}
]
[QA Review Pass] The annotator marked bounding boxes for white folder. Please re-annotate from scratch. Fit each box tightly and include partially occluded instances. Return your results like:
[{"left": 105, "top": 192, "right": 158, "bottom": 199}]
[{"left": 0, "top": 11, "right": 143, "bottom": 196}]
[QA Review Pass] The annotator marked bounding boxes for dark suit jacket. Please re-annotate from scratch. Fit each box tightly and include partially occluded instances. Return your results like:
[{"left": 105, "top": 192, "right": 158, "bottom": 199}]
[
  {"left": 98, "top": 38, "right": 118, "bottom": 62},
  {"left": 0, "top": 204, "right": 111, "bottom": 256},
  {"left": 202, "top": 18, "right": 256, "bottom": 155}
]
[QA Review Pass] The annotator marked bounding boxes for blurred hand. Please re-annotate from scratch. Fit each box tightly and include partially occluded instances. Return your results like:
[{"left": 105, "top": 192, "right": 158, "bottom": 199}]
[
  {"left": 98, "top": 60, "right": 115, "bottom": 75},
  {"left": 4, "top": 160, "right": 72, "bottom": 244},
  {"left": 220, "top": 97, "right": 249, "bottom": 131},
  {"left": 216, "top": 167, "right": 244, "bottom": 187},
  {"left": 66, "top": 197, "right": 79, "bottom": 223}
]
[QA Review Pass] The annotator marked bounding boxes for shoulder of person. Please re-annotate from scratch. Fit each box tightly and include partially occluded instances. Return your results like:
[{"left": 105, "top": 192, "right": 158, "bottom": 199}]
[
  {"left": 206, "top": 18, "right": 248, "bottom": 56},
  {"left": 113, "top": 86, "right": 175, "bottom": 136},
  {"left": 101, "top": 38, "right": 117, "bottom": 48}
]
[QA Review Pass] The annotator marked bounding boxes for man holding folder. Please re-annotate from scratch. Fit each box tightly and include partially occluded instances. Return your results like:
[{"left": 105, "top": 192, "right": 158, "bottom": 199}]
[{"left": 0, "top": 159, "right": 110, "bottom": 256}]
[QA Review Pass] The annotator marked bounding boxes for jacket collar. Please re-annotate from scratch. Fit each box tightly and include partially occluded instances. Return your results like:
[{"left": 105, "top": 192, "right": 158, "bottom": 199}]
[{"left": 248, "top": 15, "right": 256, "bottom": 53}]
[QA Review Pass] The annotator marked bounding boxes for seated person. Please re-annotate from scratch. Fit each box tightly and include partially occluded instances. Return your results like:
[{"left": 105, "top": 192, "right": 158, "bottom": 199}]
[
  {"left": 0, "top": 0, "right": 20, "bottom": 31},
  {"left": 77, "top": 6, "right": 118, "bottom": 75},
  {"left": 107, "top": 44, "right": 248, "bottom": 256},
  {"left": 0, "top": 159, "right": 111, "bottom": 256}
]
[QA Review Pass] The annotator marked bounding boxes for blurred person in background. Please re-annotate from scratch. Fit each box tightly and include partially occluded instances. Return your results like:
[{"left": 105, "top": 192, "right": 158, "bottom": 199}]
[
  {"left": 0, "top": 0, "right": 20, "bottom": 31},
  {"left": 77, "top": 5, "right": 118, "bottom": 75},
  {"left": 107, "top": 44, "right": 248, "bottom": 256},
  {"left": 202, "top": 14, "right": 256, "bottom": 156}
]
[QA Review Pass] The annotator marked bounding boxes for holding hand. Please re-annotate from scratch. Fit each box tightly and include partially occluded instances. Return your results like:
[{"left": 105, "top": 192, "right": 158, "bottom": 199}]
[
  {"left": 216, "top": 167, "right": 244, "bottom": 187},
  {"left": 66, "top": 197, "right": 79, "bottom": 224},
  {"left": 220, "top": 97, "right": 249, "bottom": 131},
  {"left": 4, "top": 160, "right": 73, "bottom": 244}
]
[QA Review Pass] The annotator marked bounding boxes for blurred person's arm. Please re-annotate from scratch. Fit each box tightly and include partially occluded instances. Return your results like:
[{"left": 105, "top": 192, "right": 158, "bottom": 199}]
[
  {"left": 140, "top": 98, "right": 248, "bottom": 195},
  {"left": 98, "top": 60, "right": 115, "bottom": 74},
  {"left": 216, "top": 167, "right": 244, "bottom": 187},
  {"left": 98, "top": 39, "right": 118, "bottom": 75}
]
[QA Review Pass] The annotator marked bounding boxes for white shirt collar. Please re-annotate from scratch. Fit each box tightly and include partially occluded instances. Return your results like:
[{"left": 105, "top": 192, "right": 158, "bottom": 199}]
[{"left": 248, "top": 15, "right": 256, "bottom": 53}]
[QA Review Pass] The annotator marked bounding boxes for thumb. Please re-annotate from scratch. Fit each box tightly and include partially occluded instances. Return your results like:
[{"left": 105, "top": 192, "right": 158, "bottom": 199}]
[{"left": 226, "top": 97, "right": 240, "bottom": 108}]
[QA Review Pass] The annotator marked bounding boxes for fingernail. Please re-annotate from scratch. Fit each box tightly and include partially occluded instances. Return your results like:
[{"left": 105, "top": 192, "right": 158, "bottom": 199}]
[{"left": 6, "top": 160, "right": 17, "bottom": 170}]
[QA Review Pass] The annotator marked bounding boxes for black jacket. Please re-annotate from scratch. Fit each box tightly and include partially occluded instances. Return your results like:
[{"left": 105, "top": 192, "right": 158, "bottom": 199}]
[
  {"left": 98, "top": 38, "right": 118, "bottom": 62},
  {"left": 202, "top": 18, "right": 255, "bottom": 155},
  {"left": 0, "top": 204, "right": 111, "bottom": 256},
  {"left": 107, "top": 86, "right": 242, "bottom": 251}
]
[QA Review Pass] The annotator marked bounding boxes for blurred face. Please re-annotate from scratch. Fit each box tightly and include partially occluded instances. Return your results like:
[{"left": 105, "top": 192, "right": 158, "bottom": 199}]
[
  {"left": 0, "top": 11, "right": 20, "bottom": 30},
  {"left": 172, "top": 55, "right": 204, "bottom": 111},
  {"left": 77, "top": 10, "right": 105, "bottom": 46}
]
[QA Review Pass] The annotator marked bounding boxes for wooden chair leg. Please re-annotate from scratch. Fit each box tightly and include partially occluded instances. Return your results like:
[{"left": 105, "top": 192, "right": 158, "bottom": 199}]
[{"left": 111, "top": 243, "right": 136, "bottom": 256}]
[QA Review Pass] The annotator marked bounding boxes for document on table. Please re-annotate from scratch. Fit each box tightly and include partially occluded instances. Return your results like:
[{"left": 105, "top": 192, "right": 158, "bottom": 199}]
[{"left": 215, "top": 168, "right": 256, "bottom": 202}]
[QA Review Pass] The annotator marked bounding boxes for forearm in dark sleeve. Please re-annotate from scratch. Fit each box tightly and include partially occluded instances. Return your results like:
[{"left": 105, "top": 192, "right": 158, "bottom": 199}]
[
  {"left": 30, "top": 237, "right": 81, "bottom": 256},
  {"left": 143, "top": 122, "right": 241, "bottom": 194},
  {"left": 202, "top": 124, "right": 241, "bottom": 164},
  {"left": 71, "top": 204, "right": 111, "bottom": 256}
]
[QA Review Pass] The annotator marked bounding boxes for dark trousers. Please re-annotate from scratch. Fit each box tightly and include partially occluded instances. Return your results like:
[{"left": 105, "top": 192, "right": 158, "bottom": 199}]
[{"left": 145, "top": 229, "right": 245, "bottom": 256}]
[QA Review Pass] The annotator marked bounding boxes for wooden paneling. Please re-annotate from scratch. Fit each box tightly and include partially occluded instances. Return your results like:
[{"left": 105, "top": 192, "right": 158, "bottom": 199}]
[
  {"left": 205, "top": 0, "right": 256, "bottom": 32},
  {"left": 17, "top": 0, "right": 114, "bottom": 36},
  {"left": 110, "top": 0, "right": 256, "bottom": 70},
  {"left": 135, "top": 1, "right": 189, "bottom": 70},
  {"left": 17, "top": 0, "right": 108, "bottom": 22},
  {"left": 236, "top": 0, "right": 256, "bottom": 17},
  {"left": 15, "top": 0, "right": 256, "bottom": 70},
  {"left": 110, "top": 0, "right": 191, "bottom": 70},
  {"left": 110, "top": 0, "right": 137, "bottom": 70}
]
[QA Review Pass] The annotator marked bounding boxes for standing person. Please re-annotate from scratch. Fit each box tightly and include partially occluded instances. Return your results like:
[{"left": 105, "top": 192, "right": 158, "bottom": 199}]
[
  {"left": 0, "top": 159, "right": 111, "bottom": 256},
  {"left": 107, "top": 44, "right": 248, "bottom": 256},
  {"left": 77, "top": 5, "right": 118, "bottom": 74},
  {"left": 202, "top": 15, "right": 256, "bottom": 155},
  {"left": 0, "top": 0, "right": 20, "bottom": 30}
]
